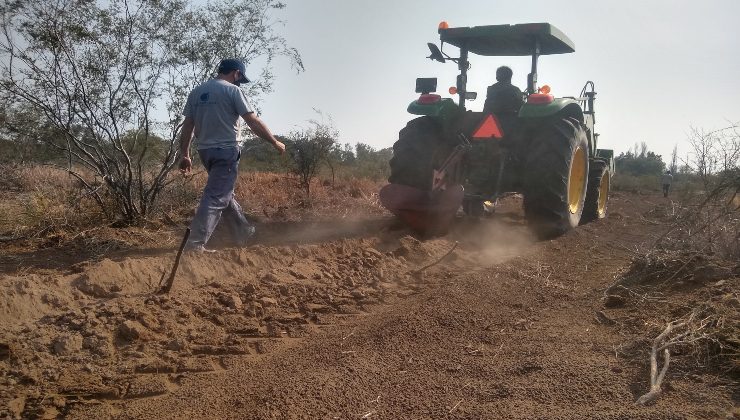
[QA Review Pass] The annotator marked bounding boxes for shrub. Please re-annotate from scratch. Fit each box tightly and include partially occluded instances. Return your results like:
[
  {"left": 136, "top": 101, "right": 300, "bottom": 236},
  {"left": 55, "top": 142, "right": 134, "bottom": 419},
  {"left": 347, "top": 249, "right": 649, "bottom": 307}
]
[{"left": 611, "top": 173, "right": 661, "bottom": 193}]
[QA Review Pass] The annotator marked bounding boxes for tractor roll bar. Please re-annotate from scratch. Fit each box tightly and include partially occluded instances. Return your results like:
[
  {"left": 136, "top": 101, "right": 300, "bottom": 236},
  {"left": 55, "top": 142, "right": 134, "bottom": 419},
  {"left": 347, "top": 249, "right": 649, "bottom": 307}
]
[
  {"left": 458, "top": 45, "right": 469, "bottom": 111},
  {"left": 527, "top": 38, "right": 541, "bottom": 95},
  {"left": 447, "top": 35, "right": 544, "bottom": 107}
]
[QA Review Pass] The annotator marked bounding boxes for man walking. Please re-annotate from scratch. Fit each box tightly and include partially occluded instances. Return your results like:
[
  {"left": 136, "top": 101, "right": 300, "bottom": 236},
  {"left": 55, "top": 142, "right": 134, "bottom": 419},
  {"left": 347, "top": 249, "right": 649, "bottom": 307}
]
[
  {"left": 179, "top": 59, "right": 285, "bottom": 252},
  {"left": 661, "top": 170, "right": 673, "bottom": 197}
]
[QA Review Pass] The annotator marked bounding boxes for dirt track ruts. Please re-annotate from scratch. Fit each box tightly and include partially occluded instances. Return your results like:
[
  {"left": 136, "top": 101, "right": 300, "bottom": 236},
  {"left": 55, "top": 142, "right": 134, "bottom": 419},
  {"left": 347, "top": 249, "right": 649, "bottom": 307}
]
[
  {"left": 3, "top": 192, "right": 736, "bottom": 419},
  {"left": 57, "top": 192, "right": 734, "bottom": 419}
]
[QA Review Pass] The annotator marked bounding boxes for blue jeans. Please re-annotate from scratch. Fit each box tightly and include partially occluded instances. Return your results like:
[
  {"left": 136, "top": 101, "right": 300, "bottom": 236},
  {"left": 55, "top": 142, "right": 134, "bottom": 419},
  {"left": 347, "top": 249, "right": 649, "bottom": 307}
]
[{"left": 187, "top": 147, "right": 253, "bottom": 248}]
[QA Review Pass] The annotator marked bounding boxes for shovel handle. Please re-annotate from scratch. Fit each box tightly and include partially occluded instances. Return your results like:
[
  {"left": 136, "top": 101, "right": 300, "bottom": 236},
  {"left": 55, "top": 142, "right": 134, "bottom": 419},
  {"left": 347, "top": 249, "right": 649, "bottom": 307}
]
[{"left": 157, "top": 228, "right": 190, "bottom": 294}]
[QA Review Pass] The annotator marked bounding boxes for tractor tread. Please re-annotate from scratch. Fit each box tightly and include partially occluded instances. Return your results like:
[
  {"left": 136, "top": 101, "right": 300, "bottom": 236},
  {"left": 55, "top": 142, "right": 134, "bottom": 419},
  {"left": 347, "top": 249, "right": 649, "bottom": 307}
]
[
  {"left": 388, "top": 117, "right": 450, "bottom": 191},
  {"left": 523, "top": 117, "right": 589, "bottom": 238},
  {"left": 581, "top": 160, "right": 610, "bottom": 223}
]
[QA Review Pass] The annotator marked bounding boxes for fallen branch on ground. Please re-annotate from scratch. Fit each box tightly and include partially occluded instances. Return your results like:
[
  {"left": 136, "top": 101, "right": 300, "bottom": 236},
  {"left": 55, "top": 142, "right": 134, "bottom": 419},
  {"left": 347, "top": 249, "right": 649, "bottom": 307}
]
[
  {"left": 449, "top": 399, "right": 463, "bottom": 414},
  {"left": 409, "top": 241, "right": 458, "bottom": 278},
  {"left": 636, "top": 311, "right": 710, "bottom": 405}
]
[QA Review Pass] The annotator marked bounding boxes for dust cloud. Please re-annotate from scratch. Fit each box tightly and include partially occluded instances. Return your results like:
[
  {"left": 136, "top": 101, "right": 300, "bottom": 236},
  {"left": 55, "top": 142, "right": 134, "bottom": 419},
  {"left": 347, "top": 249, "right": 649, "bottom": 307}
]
[
  {"left": 0, "top": 196, "right": 538, "bottom": 417},
  {"left": 448, "top": 196, "right": 536, "bottom": 266}
]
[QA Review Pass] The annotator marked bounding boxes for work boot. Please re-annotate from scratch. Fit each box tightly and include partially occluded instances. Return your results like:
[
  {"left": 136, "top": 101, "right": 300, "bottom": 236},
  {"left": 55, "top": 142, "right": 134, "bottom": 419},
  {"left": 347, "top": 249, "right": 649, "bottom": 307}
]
[
  {"left": 184, "top": 244, "right": 216, "bottom": 254},
  {"left": 234, "top": 225, "right": 256, "bottom": 247}
]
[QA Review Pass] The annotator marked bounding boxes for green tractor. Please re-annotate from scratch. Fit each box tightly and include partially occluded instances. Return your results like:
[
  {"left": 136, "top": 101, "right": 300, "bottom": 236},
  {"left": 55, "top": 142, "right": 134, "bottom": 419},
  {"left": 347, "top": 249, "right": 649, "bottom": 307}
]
[{"left": 379, "top": 22, "right": 614, "bottom": 238}]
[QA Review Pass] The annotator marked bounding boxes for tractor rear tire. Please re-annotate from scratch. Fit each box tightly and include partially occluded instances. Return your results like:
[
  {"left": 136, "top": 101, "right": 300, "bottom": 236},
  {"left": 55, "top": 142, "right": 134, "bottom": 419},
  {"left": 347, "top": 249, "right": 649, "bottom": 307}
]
[
  {"left": 388, "top": 117, "right": 445, "bottom": 190},
  {"left": 523, "top": 118, "right": 589, "bottom": 239},
  {"left": 581, "top": 160, "right": 610, "bottom": 223}
]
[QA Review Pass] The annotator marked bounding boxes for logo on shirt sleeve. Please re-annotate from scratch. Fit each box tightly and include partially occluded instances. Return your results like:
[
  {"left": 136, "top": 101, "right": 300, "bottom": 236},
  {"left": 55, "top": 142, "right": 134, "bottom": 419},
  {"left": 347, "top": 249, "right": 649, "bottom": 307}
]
[{"left": 200, "top": 92, "right": 210, "bottom": 102}]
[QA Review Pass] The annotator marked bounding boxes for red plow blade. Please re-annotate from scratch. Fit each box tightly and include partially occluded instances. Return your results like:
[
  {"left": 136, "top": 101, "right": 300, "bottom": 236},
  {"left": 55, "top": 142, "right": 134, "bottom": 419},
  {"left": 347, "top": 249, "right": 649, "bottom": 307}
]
[{"left": 379, "top": 183, "right": 463, "bottom": 234}]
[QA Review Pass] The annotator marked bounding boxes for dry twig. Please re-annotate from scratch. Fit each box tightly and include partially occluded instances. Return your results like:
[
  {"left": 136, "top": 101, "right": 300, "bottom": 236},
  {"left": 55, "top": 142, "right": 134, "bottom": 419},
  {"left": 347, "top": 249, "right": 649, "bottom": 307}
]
[
  {"left": 409, "top": 241, "right": 458, "bottom": 276},
  {"left": 449, "top": 399, "right": 463, "bottom": 414},
  {"left": 636, "top": 311, "right": 710, "bottom": 405}
]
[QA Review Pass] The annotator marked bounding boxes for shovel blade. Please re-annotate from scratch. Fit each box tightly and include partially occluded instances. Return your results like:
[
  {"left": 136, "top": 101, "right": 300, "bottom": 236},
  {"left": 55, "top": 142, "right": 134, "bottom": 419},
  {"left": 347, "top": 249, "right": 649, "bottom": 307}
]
[{"left": 379, "top": 183, "right": 463, "bottom": 234}]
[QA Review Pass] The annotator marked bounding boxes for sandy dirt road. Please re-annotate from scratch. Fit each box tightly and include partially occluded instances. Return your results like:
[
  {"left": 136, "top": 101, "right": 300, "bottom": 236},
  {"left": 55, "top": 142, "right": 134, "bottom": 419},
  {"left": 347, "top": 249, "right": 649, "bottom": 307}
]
[{"left": 1, "top": 192, "right": 736, "bottom": 419}]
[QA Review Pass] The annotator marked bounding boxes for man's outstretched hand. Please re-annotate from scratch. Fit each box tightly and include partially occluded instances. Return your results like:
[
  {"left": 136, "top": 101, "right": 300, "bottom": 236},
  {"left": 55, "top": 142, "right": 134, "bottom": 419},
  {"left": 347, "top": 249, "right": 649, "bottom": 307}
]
[
  {"left": 273, "top": 140, "right": 286, "bottom": 155},
  {"left": 179, "top": 156, "right": 192, "bottom": 174}
]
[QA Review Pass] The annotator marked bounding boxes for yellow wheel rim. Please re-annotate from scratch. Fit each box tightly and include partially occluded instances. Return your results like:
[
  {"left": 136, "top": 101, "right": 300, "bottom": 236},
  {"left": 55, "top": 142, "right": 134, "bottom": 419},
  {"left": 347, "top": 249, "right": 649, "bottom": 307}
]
[
  {"left": 597, "top": 171, "right": 610, "bottom": 216},
  {"left": 568, "top": 146, "right": 587, "bottom": 214}
]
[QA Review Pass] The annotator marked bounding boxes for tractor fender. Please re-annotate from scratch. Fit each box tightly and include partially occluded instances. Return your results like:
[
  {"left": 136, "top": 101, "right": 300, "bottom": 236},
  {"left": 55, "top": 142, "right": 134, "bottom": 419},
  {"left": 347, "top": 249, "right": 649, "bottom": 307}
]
[
  {"left": 595, "top": 148, "right": 616, "bottom": 174},
  {"left": 407, "top": 98, "right": 460, "bottom": 126},
  {"left": 518, "top": 98, "right": 584, "bottom": 123}
]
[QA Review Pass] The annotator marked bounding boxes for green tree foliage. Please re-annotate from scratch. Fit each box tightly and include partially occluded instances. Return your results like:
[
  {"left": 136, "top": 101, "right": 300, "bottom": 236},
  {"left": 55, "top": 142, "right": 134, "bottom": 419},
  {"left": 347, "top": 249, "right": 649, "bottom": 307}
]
[
  {"left": 0, "top": 104, "right": 61, "bottom": 163},
  {"left": 287, "top": 120, "right": 338, "bottom": 198},
  {"left": 0, "top": 0, "right": 302, "bottom": 222},
  {"left": 615, "top": 142, "right": 666, "bottom": 176},
  {"left": 238, "top": 136, "right": 391, "bottom": 183},
  {"left": 345, "top": 143, "right": 392, "bottom": 181},
  {"left": 336, "top": 143, "right": 358, "bottom": 165}
]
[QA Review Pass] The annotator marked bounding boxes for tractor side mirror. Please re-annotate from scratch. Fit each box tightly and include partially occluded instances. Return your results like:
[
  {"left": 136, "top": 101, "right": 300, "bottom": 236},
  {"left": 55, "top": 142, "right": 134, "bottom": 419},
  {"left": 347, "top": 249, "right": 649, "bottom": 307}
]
[{"left": 427, "top": 43, "right": 445, "bottom": 63}]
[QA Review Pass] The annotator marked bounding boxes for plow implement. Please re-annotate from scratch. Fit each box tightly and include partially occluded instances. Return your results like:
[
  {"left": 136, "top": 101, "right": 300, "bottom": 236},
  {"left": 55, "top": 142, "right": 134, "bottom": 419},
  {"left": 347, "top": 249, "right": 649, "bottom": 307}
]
[{"left": 379, "top": 183, "right": 463, "bottom": 234}]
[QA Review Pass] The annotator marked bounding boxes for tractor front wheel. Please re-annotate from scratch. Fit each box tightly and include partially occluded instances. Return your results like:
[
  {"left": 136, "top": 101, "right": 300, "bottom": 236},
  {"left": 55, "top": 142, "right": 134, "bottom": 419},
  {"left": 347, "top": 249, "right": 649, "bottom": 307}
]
[
  {"left": 523, "top": 118, "right": 589, "bottom": 238},
  {"left": 581, "top": 160, "right": 611, "bottom": 223}
]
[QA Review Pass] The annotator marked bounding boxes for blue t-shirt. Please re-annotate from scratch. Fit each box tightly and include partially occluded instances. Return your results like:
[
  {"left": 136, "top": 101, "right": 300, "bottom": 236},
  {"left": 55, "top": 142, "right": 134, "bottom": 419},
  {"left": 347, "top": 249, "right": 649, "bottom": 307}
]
[{"left": 183, "top": 79, "right": 254, "bottom": 150}]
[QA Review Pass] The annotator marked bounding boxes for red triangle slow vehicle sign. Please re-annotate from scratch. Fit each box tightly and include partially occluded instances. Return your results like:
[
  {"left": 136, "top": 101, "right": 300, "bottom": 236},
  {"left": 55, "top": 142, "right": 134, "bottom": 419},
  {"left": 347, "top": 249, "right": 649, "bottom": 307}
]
[{"left": 472, "top": 114, "right": 504, "bottom": 139}]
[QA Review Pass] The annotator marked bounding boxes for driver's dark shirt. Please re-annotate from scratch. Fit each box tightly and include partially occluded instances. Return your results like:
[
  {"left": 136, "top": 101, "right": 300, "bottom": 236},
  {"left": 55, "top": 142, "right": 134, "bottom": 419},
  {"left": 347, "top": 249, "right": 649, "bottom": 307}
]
[{"left": 483, "top": 82, "right": 524, "bottom": 114}]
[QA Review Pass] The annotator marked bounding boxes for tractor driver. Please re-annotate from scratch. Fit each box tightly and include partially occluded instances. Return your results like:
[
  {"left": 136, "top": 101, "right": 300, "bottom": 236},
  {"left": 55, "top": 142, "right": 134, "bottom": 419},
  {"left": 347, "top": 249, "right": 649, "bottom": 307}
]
[{"left": 483, "top": 66, "right": 524, "bottom": 115}]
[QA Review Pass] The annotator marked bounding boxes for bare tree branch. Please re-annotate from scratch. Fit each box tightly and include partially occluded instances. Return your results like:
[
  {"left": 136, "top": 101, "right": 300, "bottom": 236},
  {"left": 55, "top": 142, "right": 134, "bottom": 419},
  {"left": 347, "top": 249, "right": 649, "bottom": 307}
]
[{"left": 0, "top": 0, "right": 303, "bottom": 222}]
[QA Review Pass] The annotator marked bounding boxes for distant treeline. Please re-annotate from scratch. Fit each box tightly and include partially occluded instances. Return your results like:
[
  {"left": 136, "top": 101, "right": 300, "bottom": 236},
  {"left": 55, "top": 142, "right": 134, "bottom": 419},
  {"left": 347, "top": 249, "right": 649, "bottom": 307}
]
[
  {"left": 240, "top": 135, "right": 392, "bottom": 181},
  {"left": 0, "top": 133, "right": 392, "bottom": 182}
]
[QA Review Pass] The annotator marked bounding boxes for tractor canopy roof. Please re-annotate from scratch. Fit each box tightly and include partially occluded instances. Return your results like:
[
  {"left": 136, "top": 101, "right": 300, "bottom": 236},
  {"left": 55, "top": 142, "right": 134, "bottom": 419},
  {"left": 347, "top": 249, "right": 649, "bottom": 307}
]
[{"left": 439, "top": 23, "right": 575, "bottom": 56}]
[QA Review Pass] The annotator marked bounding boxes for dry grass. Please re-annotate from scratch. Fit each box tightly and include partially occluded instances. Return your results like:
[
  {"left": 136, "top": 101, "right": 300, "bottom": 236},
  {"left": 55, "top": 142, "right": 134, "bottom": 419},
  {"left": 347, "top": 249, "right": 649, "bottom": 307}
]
[
  {"left": 657, "top": 192, "right": 740, "bottom": 260},
  {"left": 612, "top": 173, "right": 705, "bottom": 196},
  {"left": 607, "top": 249, "right": 739, "bottom": 380},
  {"left": 611, "top": 174, "right": 661, "bottom": 193},
  {"left": 604, "top": 187, "right": 739, "bottom": 401},
  {"left": 0, "top": 164, "right": 388, "bottom": 248},
  {"left": 0, "top": 164, "right": 108, "bottom": 237},
  {"left": 234, "top": 172, "right": 386, "bottom": 222},
  {"left": 0, "top": 164, "right": 79, "bottom": 203},
  {"left": 155, "top": 170, "right": 386, "bottom": 223}
]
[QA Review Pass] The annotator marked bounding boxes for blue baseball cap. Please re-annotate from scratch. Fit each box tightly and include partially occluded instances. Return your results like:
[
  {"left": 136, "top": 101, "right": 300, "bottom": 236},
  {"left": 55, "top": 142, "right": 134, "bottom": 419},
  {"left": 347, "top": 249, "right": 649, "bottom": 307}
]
[{"left": 217, "top": 59, "right": 250, "bottom": 85}]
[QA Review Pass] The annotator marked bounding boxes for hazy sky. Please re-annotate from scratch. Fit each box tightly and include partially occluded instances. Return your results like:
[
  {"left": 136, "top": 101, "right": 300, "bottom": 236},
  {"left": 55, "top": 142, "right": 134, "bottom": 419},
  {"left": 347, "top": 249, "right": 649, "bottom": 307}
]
[{"left": 257, "top": 0, "right": 739, "bottom": 162}]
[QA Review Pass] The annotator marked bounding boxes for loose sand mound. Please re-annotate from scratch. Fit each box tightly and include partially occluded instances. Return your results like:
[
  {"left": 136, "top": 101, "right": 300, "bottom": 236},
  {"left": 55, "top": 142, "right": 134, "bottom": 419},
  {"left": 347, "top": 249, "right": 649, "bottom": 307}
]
[
  {"left": 2, "top": 193, "right": 735, "bottom": 418},
  {"left": 1, "top": 221, "right": 531, "bottom": 418}
]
